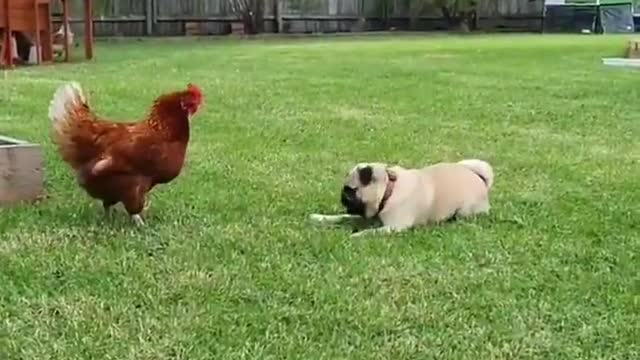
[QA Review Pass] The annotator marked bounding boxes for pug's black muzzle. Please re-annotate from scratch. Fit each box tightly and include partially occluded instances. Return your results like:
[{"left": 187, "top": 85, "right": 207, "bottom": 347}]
[{"left": 341, "top": 186, "right": 366, "bottom": 217}]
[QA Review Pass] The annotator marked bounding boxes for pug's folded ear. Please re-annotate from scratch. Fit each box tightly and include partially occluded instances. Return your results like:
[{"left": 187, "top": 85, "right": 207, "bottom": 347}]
[
  {"left": 369, "top": 163, "right": 394, "bottom": 181},
  {"left": 357, "top": 166, "right": 374, "bottom": 186},
  {"left": 386, "top": 168, "right": 398, "bottom": 181}
]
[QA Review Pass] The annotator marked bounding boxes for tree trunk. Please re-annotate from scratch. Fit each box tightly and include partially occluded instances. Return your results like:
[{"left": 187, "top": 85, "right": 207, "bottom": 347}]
[
  {"left": 273, "top": 0, "right": 281, "bottom": 33},
  {"left": 457, "top": 19, "right": 470, "bottom": 32},
  {"left": 252, "top": 0, "right": 264, "bottom": 34},
  {"left": 383, "top": 0, "right": 390, "bottom": 30},
  {"left": 409, "top": 1, "right": 422, "bottom": 30},
  {"left": 241, "top": 10, "right": 253, "bottom": 34}
]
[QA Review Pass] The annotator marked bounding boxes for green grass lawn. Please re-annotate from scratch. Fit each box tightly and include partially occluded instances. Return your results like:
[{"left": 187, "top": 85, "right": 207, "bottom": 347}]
[{"left": 1, "top": 34, "right": 639, "bottom": 359}]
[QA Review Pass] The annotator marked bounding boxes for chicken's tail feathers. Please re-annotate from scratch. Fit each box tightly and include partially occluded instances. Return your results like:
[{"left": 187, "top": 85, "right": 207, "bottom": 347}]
[
  {"left": 48, "top": 82, "right": 96, "bottom": 170},
  {"left": 458, "top": 159, "right": 494, "bottom": 189},
  {"left": 48, "top": 81, "right": 89, "bottom": 129}
]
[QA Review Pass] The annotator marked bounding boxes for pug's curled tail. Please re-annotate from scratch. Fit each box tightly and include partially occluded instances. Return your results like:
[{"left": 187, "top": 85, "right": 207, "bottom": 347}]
[{"left": 458, "top": 159, "right": 494, "bottom": 189}]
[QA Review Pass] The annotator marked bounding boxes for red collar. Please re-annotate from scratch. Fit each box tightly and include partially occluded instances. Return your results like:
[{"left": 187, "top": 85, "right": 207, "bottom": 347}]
[{"left": 377, "top": 171, "right": 397, "bottom": 215}]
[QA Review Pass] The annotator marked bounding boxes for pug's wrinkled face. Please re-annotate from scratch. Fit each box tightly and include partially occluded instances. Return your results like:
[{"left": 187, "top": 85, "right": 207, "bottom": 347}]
[{"left": 341, "top": 163, "right": 390, "bottom": 219}]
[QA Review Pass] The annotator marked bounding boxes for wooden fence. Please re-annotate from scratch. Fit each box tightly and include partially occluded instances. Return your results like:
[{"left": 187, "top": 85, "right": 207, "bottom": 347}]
[{"left": 54, "top": 0, "right": 545, "bottom": 37}]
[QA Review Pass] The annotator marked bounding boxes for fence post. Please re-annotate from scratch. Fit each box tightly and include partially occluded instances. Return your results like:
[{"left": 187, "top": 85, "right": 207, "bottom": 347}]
[
  {"left": 277, "top": 0, "right": 284, "bottom": 33},
  {"left": 145, "top": 0, "right": 153, "bottom": 35},
  {"left": 384, "top": 0, "right": 390, "bottom": 30}
]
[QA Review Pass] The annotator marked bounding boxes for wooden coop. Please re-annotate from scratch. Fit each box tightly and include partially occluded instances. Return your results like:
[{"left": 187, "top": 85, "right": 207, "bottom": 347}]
[{"left": 0, "top": 0, "right": 94, "bottom": 68}]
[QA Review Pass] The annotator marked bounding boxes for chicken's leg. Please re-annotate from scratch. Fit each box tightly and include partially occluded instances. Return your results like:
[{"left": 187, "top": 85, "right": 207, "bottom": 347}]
[
  {"left": 124, "top": 201, "right": 145, "bottom": 226},
  {"left": 143, "top": 199, "right": 152, "bottom": 214},
  {"left": 122, "top": 179, "right": 152, "bottom": 227},
  {"left": 103, "top": 200, "right": 116, "bottom": 219}
]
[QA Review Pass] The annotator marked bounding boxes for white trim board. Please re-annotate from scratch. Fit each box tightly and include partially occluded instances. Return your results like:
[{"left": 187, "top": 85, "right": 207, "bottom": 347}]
[{"left": 602, "top": 58, "right": 640, "bottom": 67}]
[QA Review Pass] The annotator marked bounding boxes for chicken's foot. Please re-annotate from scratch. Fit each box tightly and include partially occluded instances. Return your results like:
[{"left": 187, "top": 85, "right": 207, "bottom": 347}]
[{"left": 132, "top": 214, "right": 145, "bottom": 226}]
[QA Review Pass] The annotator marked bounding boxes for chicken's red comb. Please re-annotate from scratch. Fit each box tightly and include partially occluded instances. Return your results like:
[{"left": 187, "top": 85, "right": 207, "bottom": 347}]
[{"left": 187, "top": 83, "right": 203, "bottom": 100}]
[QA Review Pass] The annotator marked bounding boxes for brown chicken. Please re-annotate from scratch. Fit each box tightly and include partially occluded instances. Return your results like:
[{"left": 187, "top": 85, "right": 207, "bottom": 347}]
[{"left": 48, "top": 82, "right": 204, "bottom": 226}]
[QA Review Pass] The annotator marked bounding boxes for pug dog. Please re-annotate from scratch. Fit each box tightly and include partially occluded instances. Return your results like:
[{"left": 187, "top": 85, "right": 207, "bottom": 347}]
[{"left": 310, "top": 159, "right": 494, "bottom": 237}]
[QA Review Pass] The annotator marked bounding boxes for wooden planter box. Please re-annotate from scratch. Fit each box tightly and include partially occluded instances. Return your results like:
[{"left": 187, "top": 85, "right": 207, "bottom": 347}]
[{"left": 0, "top": 135, "right": 43, "bottom": 205}]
